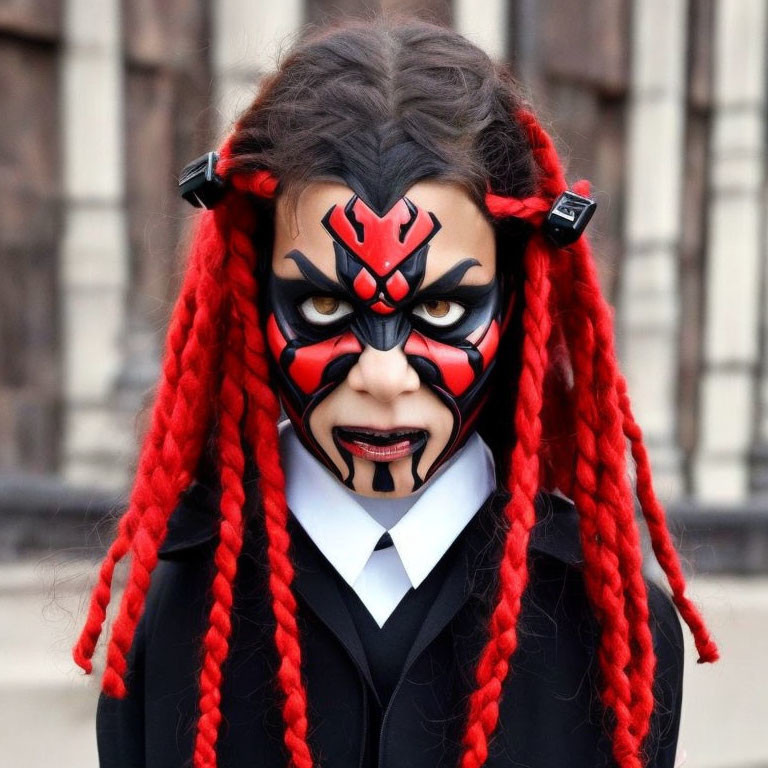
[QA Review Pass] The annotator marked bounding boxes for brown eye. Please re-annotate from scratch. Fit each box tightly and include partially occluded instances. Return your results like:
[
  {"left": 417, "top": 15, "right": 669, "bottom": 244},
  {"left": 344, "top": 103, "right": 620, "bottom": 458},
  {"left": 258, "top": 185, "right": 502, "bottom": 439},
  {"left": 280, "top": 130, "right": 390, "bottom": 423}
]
[
  {"left": 299, "top": 295, "right": 354, "bottom": 325},
  {"left": 313, "top": 296, "right": 340, "bottom": 315},
  {"left": 423, "top": 300, "right": 450, "bottom": 318},
  {"left": 412, "top": 299, "right": 466, "bottom": 327}
]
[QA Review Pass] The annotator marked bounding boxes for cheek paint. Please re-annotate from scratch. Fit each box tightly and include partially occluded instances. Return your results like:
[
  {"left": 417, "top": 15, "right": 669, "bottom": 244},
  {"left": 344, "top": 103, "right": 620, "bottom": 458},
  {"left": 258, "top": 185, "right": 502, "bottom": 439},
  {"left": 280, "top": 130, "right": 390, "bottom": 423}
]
[{"left": 287, "top": 332, "right": 362, "bottom": 394}]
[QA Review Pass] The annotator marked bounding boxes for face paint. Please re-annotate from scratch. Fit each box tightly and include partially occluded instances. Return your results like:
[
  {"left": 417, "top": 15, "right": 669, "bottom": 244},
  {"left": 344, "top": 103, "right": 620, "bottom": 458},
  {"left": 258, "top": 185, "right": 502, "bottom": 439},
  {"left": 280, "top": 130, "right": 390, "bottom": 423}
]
[{"left": 267, "top": 190, "right": 503, "bottom": 495}]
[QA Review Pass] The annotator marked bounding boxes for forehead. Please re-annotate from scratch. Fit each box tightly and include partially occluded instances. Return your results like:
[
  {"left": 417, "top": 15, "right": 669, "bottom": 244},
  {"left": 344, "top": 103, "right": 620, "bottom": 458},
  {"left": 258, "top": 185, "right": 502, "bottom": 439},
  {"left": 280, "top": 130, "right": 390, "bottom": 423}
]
[{"left": 271, "top": 180, "right": 496, "bottom": 285}]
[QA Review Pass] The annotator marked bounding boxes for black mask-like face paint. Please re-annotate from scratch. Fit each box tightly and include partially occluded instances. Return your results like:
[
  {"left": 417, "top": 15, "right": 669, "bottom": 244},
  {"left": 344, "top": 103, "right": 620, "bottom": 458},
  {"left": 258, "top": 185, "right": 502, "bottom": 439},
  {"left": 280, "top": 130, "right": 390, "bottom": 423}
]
[{"left": 266, "top": 191, "right": 503, "bottom": 494}]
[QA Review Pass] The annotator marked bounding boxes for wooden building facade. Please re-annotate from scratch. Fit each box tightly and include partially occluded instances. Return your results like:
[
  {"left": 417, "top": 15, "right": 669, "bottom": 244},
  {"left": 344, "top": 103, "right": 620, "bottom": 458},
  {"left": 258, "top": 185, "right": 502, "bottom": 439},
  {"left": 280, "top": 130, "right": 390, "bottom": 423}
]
[{"left": 1, "top": 0, "right": 767, "bottom": 566}]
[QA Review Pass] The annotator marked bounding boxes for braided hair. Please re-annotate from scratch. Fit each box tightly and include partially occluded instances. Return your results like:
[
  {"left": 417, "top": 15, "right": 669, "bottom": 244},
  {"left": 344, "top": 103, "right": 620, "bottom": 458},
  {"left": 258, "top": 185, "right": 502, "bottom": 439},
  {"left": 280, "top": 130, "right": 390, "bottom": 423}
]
[{"left": 74, "top": 17, "right": 716, "bottom": 768}]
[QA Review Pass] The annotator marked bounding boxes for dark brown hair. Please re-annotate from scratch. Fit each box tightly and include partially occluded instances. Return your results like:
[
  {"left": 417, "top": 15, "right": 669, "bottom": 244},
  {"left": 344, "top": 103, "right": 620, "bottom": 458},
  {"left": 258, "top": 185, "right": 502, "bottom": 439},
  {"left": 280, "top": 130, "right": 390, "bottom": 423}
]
[{"left": 227, "top": 16, "right": 537, "bottom": 213}]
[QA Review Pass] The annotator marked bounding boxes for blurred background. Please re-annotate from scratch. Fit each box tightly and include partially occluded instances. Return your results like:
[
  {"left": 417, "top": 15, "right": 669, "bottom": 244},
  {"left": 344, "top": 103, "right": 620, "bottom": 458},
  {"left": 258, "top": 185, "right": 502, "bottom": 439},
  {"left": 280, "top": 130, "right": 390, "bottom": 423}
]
[{"left": 1, "top": 0, "right": 767, "bottom": 765}]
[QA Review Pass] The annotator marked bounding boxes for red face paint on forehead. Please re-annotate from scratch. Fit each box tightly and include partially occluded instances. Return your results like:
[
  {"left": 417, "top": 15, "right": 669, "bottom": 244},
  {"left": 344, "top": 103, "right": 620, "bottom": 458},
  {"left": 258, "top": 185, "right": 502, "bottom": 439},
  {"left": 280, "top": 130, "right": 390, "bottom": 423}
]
[
  {"left": 322, "top": 194, "right": 441, "bottom": 314},
  {"left": 326, "top": 195, "right": 438, "bottom": 275}
]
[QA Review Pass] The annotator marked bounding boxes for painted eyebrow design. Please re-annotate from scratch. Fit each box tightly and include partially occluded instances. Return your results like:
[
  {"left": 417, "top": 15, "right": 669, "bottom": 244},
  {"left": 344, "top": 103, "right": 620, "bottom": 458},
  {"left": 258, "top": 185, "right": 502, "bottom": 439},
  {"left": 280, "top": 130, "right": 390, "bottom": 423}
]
[
  {"left": 414, "top": 258, "right": 492, "bottom": 300},
  {"left": 284, "top": 249, "right": 344, "bottom": 293},
  {"left": 283, "top": 250, "right": 493, "bottom": 302}
]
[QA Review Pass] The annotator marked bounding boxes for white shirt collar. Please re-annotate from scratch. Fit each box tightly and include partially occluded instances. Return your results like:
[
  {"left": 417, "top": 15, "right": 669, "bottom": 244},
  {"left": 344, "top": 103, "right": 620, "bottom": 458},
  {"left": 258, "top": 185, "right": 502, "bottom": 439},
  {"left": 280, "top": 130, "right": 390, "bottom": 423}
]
[{"left": 280, "top": 422, "right": 496, "bottom": 625}]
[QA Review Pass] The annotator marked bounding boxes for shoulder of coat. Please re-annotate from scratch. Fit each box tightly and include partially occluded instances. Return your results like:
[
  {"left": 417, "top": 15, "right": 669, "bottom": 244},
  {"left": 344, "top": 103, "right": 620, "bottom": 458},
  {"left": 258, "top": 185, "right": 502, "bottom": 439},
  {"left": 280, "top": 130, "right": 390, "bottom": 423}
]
[
  {"left": 158, "top": 481, "right": 220, "bottom": 559},
  {"left": 528, "top": 490, "right": 583, "bottom": 568}
]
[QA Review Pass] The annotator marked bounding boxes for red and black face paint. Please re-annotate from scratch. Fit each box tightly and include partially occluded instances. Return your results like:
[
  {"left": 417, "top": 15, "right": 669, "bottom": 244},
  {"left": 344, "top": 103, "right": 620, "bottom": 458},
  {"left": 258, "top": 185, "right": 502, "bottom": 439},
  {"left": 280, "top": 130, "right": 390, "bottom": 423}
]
[{"left": 266, "top": 193, "right": 503, "bottom": 493}]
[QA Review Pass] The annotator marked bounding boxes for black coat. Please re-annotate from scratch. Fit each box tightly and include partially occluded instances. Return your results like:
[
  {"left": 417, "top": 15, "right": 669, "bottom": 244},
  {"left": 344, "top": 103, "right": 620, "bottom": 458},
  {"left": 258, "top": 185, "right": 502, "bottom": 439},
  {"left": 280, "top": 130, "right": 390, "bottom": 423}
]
[{"left": 97, "top": 481, "right": 684, "bottom": 768}]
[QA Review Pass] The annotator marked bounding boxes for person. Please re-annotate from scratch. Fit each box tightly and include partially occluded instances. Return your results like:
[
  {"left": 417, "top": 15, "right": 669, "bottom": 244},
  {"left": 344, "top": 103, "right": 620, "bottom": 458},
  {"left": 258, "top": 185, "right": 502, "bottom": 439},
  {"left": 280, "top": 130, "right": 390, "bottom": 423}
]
[{"left": 74, "top": 16, "right": 717, "bottom": 768}]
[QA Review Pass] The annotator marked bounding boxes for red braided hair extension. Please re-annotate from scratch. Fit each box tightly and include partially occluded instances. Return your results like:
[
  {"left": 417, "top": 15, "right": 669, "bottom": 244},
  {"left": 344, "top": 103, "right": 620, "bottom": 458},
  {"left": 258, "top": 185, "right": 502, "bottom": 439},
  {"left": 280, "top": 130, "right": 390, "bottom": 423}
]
[
  {"left": 479, "top": 107, "right": 717, "bottom": 767},
  {"left": 561, "top": 267, "right": 640, "bottom": 763},
  {"left": 617, "top": 373, "right": 718, "bottom": 664},
  {"left": 459, "top": 229, "right": 553, "bottom": 768},
  {"left": 568, "top": 226, "right": 656, "bottom": 752},
  {"left": 574, "top": 263, "right": 652, "bottom": 761},
  {"left": 518, "top": 112, "right": 656, "bottom": 754},
  {"left": 75, "top": 125, "right": 313, "bottom": 767},
  {"left": 193, "top": 176, "right": 315, "bottom": 765},
  {"left": 192, "top": 219, "right": 249, "bottom": 767},
  {"left": 530, "top": 122, "right": 656, "bottom": 752},
  {"left": 193, "top": 175, "right": 314, "bottom": 768},
  {"left": 192, "top": 324, "right": 246, "bottom": 766},
  {"left": 487, "top": 151, "right": 639, "bottom": 765},
  {"left": 79, "top": 210, "right": 229, "bottom": 698},
  {"left": 73, "top": 248, "right": 201, "bottom": 674},
  {"left": 224, "top": 179, "right": 315, "bottom": 768},
  {"left": 533, "top": 122, "right": 715, "bottom": 668}
]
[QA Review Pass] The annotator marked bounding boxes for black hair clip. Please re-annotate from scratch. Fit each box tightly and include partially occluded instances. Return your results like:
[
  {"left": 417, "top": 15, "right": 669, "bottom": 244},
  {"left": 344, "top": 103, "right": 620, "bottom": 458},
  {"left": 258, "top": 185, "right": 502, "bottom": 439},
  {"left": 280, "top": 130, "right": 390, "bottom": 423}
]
[
  {"left": 179, "top": 151, "right": 226, "bottom": 209},
  {"left": 543, "top": 190, "right": 597, "bottom": 247}
]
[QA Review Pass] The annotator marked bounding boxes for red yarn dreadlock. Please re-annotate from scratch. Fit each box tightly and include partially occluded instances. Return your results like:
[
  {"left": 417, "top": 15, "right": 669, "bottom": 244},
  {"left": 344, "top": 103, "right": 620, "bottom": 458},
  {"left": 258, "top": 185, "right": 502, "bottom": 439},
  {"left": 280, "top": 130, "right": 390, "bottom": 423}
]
[{"left": 74, "top": 106, "right": 717, "bottom": 768}]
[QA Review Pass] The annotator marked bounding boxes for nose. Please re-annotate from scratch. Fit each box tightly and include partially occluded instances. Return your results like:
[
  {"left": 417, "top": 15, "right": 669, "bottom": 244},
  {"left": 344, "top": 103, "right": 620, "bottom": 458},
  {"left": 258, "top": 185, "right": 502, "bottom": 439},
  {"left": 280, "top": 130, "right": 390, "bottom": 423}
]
[{"left": 347, "top": 345, "right": 421, "bottom": 403}]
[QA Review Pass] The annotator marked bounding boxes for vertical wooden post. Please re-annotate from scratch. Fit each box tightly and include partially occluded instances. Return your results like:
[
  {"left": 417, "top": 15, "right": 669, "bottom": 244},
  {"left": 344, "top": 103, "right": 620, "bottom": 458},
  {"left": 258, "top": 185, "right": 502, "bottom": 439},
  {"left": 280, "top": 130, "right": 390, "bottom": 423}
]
[
  {"left": 693, "top": 0, "right": 767, "bottom": 501},
  {"left": 60, "top": 0, "right": 130, "bottom": 488},
  {"left": 620, "top": 0, "right": 689, "bottom": 498},
  {"left": 455, "top": 0, "right": 508, "bottom": 60}
]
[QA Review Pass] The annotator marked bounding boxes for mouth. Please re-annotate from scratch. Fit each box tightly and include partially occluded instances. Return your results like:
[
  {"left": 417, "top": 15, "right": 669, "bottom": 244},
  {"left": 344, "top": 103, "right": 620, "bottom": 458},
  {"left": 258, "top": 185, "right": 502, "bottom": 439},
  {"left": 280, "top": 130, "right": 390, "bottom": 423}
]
[{"left": 333, "top": 426, "right": 428, "bottom": 463}]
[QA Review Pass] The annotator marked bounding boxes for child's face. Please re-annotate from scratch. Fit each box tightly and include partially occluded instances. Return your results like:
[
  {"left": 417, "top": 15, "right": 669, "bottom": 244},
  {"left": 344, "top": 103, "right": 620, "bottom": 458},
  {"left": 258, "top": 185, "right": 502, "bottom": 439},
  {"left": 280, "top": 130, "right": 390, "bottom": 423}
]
[{"left": 267, "top": 180, "right": 501, "bottom": 497}]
